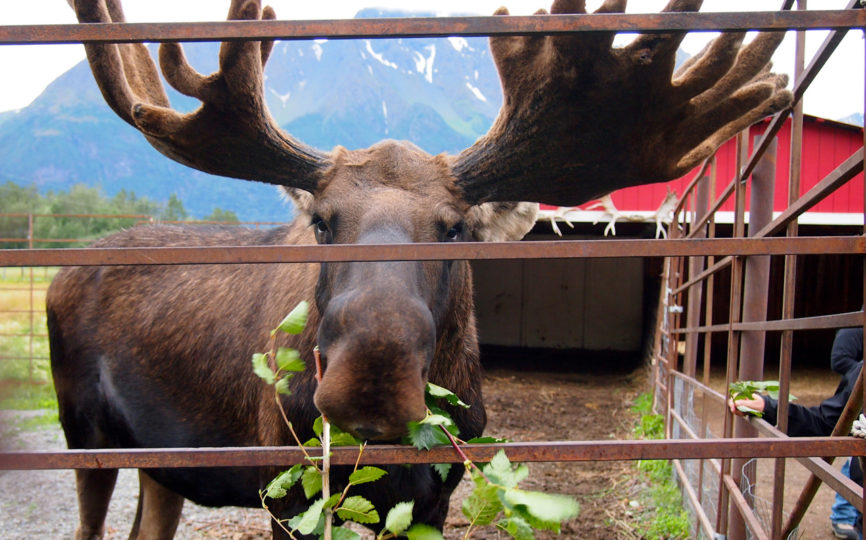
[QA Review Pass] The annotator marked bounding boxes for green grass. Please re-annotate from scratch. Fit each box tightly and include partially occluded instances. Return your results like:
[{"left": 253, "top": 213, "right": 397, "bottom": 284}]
[
  {"left": 0, "top": 268, "right": 58, "bottom": 412},
  {"left": 630, "top": 392, "right": 691, "bottom": 540}
]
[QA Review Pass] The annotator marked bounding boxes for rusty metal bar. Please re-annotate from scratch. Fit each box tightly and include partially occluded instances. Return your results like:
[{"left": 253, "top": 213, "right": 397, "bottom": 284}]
[
  {"left": 1, "top": 438, "right": 863, "bottom": 471},
  {"left": 729, "top": 130, "right": 752, "bottom": 540},
  {"left": 1, "top": 236, "right": 863, "bottom": 267},
  {"left": 0, "top": 11, "right": 863, "bottom": 46},
  {"left": 773, "top": 20, "right": 807, "bottom": 534},
  {"left": 676, "top": 255, "right": 732, "bottom": 301},
  {"left": 689, "top": 177, "right": 737, "bottom": 239},
  {"left": 702, "top": 159, "right": 719, "bottom": 383},
  {"left": 670, "top": 407, "right": 701, "bottom": 441},
  {"left": 674, "top": 311, "right": 865, "bottom": 335},
  {"left": 673, "top": 458, "right": 718, "bottom": 539},
  {"left": 674, "top": 148, "right": 863, "bottom": 296},
  {"left": 750, "top": 416, "right": 865, "bottom": 509},
  {"left": 754, "top": 148, "right": 865, "bottom": 239},
  {"left": 723, "top": 473, "right": 771, "bottom": 540},
  {"left": 684, "top": 175, "right": 711, "bottom": 376}
]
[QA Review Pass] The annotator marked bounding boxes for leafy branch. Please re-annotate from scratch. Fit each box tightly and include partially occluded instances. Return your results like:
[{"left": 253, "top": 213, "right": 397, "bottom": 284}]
[{"left": 254, "top": 302, "right": 579, "bottom": 539}]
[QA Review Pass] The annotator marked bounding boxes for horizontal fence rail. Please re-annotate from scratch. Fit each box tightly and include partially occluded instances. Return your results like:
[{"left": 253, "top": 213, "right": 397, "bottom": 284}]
[
  {"left": 1, "top": 236, "right": 863, "bottom": 267},
  {"left": 1, "top": 10, "right": 864, "bottom": 45},
  {"left": 2, "top": 438, "right": 865, "bottom": 471}
]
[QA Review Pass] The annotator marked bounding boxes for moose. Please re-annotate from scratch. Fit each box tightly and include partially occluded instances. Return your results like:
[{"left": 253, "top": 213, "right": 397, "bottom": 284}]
[{"left": 49, "top": 0, "right": 792, "bottom": 538}]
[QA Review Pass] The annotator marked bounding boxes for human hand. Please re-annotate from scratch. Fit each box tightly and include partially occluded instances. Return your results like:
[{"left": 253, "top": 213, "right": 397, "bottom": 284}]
[
  {"left": 728, "top": 396, "right": 766, "bottom": 417},
  {"left": 852, "top": 413, "right": 866, "bottom": 438}
]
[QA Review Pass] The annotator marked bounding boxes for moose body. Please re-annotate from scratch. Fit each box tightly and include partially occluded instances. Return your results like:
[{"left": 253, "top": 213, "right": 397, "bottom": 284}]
[
  {"left": 48, "top": 143, "right": 496, "bottom": 538},
  {"left": 53, "top": 0, "right": 794, "bottom": 538}
]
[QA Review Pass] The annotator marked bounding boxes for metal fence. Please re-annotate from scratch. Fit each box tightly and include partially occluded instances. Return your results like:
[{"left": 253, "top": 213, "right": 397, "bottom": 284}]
[{"left": 1, "top": 4, "right": 865, "bottom": 540}]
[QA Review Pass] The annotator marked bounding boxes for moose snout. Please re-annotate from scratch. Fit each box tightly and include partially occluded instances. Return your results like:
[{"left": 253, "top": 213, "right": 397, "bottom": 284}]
[
  {"left": 314, "top": 291, "right": 435, "bottom": 440},
  {"left": 313, "top": 360, "right": 428, "bottom": 440}
]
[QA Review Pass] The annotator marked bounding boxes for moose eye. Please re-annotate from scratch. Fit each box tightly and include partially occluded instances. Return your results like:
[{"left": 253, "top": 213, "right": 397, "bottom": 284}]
[
  {"left": 444, "top": 223, "right": 464, "bottom": 242},
  {"left": 311, "top": 215, "right": 331, "bottom": 243}
]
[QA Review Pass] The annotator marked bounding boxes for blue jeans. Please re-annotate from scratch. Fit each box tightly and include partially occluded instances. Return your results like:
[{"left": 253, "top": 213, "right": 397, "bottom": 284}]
[{"left": 832, "top": 458, "right": 860, "bottom": 525}]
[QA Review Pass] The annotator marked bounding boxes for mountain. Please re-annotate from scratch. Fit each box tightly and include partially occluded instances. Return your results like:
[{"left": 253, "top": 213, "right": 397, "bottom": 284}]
[{"left": 0, "top": 9, "right": 501, "bottom": 221}]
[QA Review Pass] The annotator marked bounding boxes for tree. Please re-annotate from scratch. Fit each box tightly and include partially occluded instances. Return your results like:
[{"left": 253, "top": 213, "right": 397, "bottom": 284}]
[
  {"left": 161, "top": 193, "right": 188, "bottom": 222},
  {"left": 203, "top": 207, "right": 239, "bottom": 223}
]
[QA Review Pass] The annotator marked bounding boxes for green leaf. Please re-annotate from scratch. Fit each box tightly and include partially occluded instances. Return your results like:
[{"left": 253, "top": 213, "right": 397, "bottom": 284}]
[
  {"left": 263, "top": 464, "right": 304, "bottom": 499},
  {"left": 330, "top": 429, "right": 363, "bottom": 446},
  {"left": 736, "top": 405, "right": 764, "bottom": 417},
  {"left": 275, "top": 377, "right": 292, "bottom": 396},
  {"left": 462, "top": 476, "right": 502, "bottom": 527},
  {"left": 330, "top": 526, "right": 362, "bottom": 540},
  {"left": 384, "top": 501, "right": 414, "bottom": 535},
  {"left": 275, "top": 301, "right": 309, "bottom": 335},
  {"left": 252, "top": 353, "right": 275, "bottom": 385},
  {"left": 294, "top": 497, "right": 326, "bottom": 535},
  {"left": 426, "top": 382, "right": 470, "bottom": 409},
  {"left": 420, "top": 414, "right": 453, "bottom": 428},
  {"left": 497, "top": 516, "right": 535, "bottom": 540},
  {"left": 349, "top": 466, "right": 387, "bottom": 486},
  {"left": 406, "top": 420, "right": 451, "bottom": 450},
  {"left": 336, "top": 495, "right": 380, "bottom": 524},
  {"left": 405, "top": 523, "right": 445, "bottom": 540},
  {"left": 303, "top": 437, "right": 322, "bottom": 447},
  {"left": 276, "top": 347, "right": 305, "bottom": 372},
  {"left": 313, "top": 416, "right": 324, "bottom": 438},
  {"left": 483, "top": 450, "right": 528, "bottom": 489},
  {"left": 302, "top": 465, "right": 323, "bottom": 499},
  {"left": 729, "top": 380, "right": 797, "bottom": 402},
  {"left": 465, "top": 436, "right": 510, "bottom": 444},
  {"left": 503, "top": 489, "right": 579, "bottom": 533},
  {"left": 432, "top": 463, "right": 452, "bottom": 482}
]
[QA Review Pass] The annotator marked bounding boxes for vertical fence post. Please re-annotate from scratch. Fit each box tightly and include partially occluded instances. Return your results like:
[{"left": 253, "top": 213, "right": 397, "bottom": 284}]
[
  {"left": 724, "top": 130, "right": 750, "bottom": 540},
  {"left": 27, "top": 213, "right": 34, "bottom": 384},
  {"left": 773, "top": 2, "right": 808, "bottom": 535},
  {"left": 684, "top": 176, "right": 710, "bottom": 377}
]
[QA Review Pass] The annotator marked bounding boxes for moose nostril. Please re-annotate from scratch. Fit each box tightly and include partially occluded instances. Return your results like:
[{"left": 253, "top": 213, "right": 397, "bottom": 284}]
[{"left": 353, "top": 426, "right": 384, "bottom": 440}]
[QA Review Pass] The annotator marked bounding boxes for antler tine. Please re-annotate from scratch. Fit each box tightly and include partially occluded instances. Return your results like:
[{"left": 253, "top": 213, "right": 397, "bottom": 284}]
[
  {"left": 71, "top": 0, "right": 170, "bottom": 126},
  {"left": 672, "top": 32, "right": 746, "bottom": 99},
  {"left": 453, "top": 2, "right": 793, "bottom": 207},
  {"left": 690, "top": 31, "right": 788, "bottom": 112},
  {"left": 72, "top": 0, "right": 327, "bottom": 192}
]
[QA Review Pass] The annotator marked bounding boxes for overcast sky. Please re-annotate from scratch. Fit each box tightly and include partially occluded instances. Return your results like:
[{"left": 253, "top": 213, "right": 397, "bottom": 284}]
[{"left": 1, "top": 0, "right": 863, "bottom": 121}]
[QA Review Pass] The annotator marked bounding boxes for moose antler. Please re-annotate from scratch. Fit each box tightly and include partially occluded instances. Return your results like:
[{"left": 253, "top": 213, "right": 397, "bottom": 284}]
[
  {"left": 453, "top": 0, "right": 793, "bottom": 206},
  {"left": 70, "top": 0, "right": 327, "bottom": 192}
]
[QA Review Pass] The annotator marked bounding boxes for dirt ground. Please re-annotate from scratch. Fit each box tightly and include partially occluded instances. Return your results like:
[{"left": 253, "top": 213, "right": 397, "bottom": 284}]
[{"left": 0, "top": 363, "right": 850, "bottom": 539}]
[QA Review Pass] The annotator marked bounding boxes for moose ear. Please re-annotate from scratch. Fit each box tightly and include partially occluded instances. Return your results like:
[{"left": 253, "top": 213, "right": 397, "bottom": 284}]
[
  {"left": 467, "top": 202, "right": 538, "bottom": 242},
  {"left": 280, "top": 186, "right": 315, "bottom": 217}
]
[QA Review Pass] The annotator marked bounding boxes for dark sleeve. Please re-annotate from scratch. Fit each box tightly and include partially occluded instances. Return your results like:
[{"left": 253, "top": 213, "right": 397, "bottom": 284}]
[
  {"left": 831, "top": 328, "right": 863, "bottom": 375},
  {"left": 761, "top": 364, "right": 860, "bottom": 437}
]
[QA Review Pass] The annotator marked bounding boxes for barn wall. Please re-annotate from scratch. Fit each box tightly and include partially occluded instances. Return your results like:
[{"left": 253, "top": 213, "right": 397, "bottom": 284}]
[{"left": 471, "top": 240, "right": 644, "bottom": 351}]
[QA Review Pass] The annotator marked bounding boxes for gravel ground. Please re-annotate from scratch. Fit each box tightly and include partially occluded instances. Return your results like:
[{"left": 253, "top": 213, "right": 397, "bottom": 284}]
[{"left": 0, "top": 411, "right": 273, "bottom": 539}]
